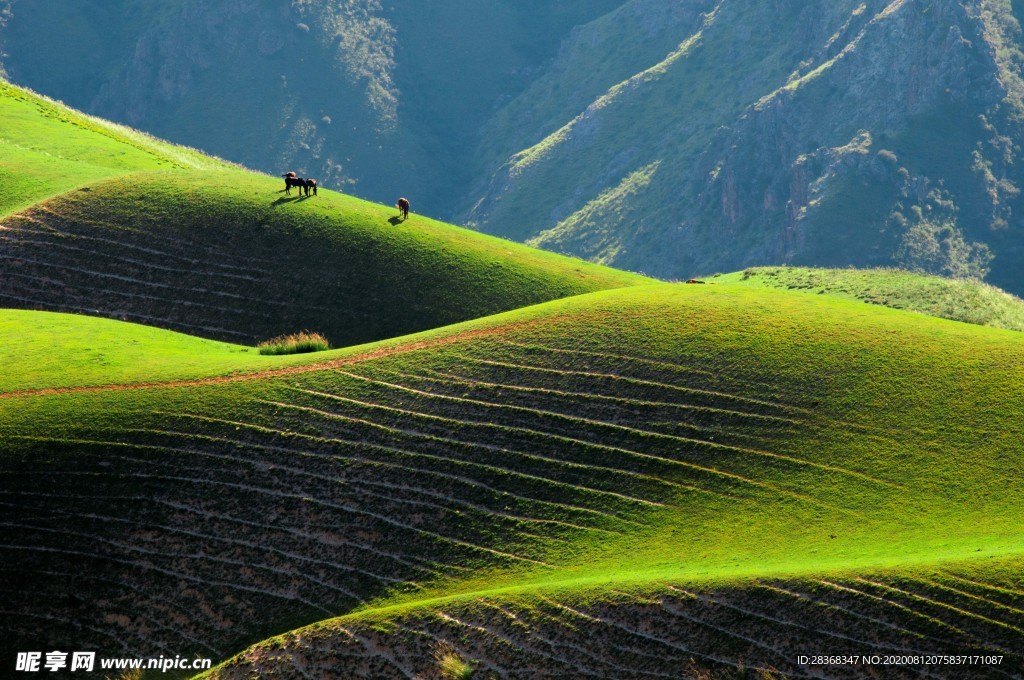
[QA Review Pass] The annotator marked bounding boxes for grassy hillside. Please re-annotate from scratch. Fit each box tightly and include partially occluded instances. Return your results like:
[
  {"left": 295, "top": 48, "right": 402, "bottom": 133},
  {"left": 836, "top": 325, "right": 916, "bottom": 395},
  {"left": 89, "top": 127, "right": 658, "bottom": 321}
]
[
  {"left": 0, "top": 80, "right": 232, "bottom": 217},
  {"left": 0, "top": 170, "right": 647, "bottom": 347},
  {"left": 3, "top": 283, "right": 1023, "bottom": 675},
  {"left": 719, "top": 266, "right": 1024, "bottom": 332},
  {"left": 0, "top": 78, "right": 648, "bottom": 348},
  {"left": 205, "top": 555, "right": 1024, "bottom": 678}
]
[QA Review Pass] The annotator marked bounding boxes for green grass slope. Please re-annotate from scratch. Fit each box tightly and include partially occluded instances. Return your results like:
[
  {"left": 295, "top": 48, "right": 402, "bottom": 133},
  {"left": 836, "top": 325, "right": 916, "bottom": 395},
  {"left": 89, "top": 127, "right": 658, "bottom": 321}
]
[
  {"left": 0, "top": 80, "right": 233, "bottom": 217},
  {"left": 0, "top": 309, "right": 367, "bottom": 394},
  {"left": 205, "top": 555, "right": 1024, "bottom": 679},
  {"left": 0, "top": 171, "right": 647, "bottom": 347},
  {"left": 0, "top": 79, "right": 649, "bottom": 348},
  {"left": 718, "top": 266, "right": 1024, "bottom": 332},
  {"left": 2, "top": 282, "right": 1023, "bottom": 676}
]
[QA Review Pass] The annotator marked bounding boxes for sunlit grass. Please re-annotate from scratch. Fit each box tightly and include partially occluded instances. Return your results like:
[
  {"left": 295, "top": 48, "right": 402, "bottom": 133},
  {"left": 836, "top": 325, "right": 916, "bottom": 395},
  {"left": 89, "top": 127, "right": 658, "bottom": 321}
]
[{"left": 258, "top": 331, "right": 330, "bottom": 356}]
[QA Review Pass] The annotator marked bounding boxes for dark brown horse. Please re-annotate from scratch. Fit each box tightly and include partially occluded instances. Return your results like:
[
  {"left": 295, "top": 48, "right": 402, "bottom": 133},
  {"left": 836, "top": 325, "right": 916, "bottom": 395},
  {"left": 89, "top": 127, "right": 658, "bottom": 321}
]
[
  {"left": 397, "top": 197, "right": 410, "bottom": 220},
  {"left": 282, "top": 172, "right": 304, "bottom": 195},
  {"left": 303, "top": 178, "right": 318, "bottom": 197}
]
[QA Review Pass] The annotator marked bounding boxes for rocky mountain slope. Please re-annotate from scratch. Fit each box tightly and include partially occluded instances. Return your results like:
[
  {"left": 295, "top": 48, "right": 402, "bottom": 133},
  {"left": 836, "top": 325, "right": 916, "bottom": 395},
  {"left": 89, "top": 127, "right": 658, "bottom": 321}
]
[
  {"left": 5, "top": 0, "right": 1024, "bottom": 294},
  {"left": 467, "top": 0, "right": 1024, "bottom": 294}
]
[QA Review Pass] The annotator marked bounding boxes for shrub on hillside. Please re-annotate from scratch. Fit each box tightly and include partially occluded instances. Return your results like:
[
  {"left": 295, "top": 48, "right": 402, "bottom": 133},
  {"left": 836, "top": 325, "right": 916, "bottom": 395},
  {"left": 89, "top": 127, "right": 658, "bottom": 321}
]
[
  {"left": 434, "top": 642, "right": 474, "bottom": 680},
  {"left": 257, "top": 331, "right": 329, "bottom": 356}
]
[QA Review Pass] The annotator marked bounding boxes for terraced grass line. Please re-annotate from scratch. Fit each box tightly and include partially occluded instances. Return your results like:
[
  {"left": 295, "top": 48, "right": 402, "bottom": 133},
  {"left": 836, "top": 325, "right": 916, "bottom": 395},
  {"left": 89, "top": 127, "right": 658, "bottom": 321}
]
[
  {"left": 815, "top": 579, "right": 977, "bottom": 644},
  {"left": 13, "top": 434, "right": 559, "bottom": 570},
  {"left": 334, "top": 376, "right": 870, "bottom": 525},
  {"left": 202, "top": 405, "right": 666, "bottom": 519},
  {"left": 274, "top": 387, "right": 705, "bottom": 510},
  {"left": 3, "top": 519, "right": 366, "bottom": 606},
  {"left": 754, "top": 582, "right": 953, "bottom": 650},
  {"left": 3, "top": 489, "right": 417, "bottom": 590},
  {"left": 153, "top": 411, "right": 644, "bottom": 531},
  {"left": 0, "top": 539, "right": 334, "bottom": 612},
  {"left": 0, "top": 557, "right": 223, "bottom": 652},
  {"left": 4, "top": 217, "right": 271, "bottom": 273},
  {"left": 419, "top": 367, "right": 803, "bottom": 425},
  {"left": 454, "top": 354, "right": 809, "bottom": 415},
  {"left": 391, "top": 368, "right": 899, "bottom": 493},
  {"left": 656, "top": 593, "right": 798, "bottom": 671},
  {"left": 498, "top": 339, "right": 804, "bottom": 401},
  {"left": 853, "top": 579, "right": 1023, "bottom": 650},
  {"left": 668, "top": 585, "right": 906, "bottom": 661}
]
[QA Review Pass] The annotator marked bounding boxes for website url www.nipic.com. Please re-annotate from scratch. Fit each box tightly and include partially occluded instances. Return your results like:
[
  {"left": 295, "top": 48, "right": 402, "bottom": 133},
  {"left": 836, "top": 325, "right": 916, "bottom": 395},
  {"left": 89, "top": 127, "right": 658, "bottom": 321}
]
[{"left": 15, "top": 651, "right": 213, "bottom": 673}]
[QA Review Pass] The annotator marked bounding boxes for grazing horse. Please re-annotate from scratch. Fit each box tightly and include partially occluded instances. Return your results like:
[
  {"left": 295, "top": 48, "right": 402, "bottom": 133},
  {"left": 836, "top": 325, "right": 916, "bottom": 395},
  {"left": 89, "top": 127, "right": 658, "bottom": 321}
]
[
  {"left": 302, "top": 178, "right": 318, "bottom": 197},
  {"left": 396, "top": 197, "right": 410, "bottom": 220},
  {"left": 282, "top": 172, "right": 305, "bottom": 195}
]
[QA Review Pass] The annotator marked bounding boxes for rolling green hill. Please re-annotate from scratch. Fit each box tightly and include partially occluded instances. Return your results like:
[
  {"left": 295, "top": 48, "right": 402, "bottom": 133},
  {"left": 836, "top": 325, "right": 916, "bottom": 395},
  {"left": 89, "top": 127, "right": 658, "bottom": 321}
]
[
  {"left": 0, "top": 80, "right": 648, "bottom": 348},
  {"left": 3, "top": 283, "right": 1024, "bottom": 677}
]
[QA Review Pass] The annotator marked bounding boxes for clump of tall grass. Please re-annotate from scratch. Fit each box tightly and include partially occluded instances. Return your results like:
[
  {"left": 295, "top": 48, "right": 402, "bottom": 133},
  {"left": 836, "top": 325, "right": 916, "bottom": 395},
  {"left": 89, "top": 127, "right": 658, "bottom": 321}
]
[
  {"left": 257, "top": 331, "right": 329, "bottom": 355},
  {"left": 434, "top": 642, "right": 474, "bottom": 680}
]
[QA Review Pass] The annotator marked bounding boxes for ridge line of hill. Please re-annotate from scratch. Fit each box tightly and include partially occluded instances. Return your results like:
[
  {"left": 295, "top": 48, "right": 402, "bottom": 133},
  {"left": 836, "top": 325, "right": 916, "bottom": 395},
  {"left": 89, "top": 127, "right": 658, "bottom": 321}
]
[{"left": 219, "top": 546, "right": 1024, "bottom": 638}]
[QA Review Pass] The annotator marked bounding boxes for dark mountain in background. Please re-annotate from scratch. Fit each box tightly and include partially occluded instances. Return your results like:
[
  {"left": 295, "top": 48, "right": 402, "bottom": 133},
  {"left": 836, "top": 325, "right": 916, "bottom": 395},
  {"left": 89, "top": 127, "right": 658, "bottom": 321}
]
[{"left": 4, "top": 0, "right": 1024, "bottom": 294}]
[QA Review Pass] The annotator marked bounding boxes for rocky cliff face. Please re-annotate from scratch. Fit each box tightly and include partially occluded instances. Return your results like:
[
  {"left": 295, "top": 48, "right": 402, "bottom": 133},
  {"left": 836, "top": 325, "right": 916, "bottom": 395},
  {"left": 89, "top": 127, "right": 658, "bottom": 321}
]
[{"left": 4, "top": 0, "right": 1024, "bottom": 292}]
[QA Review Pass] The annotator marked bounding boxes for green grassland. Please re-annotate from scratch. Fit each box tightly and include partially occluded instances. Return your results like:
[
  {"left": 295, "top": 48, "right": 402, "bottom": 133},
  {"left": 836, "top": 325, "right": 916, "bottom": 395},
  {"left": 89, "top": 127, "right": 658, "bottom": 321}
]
[
  {"left": 719, "top": 266, "right": 1024, "bottom": 332},
  {"left": 2, "top": 77, "right": 1024, "bottom": 678},
  {"left": 3, "top": 284, "right": 1024, "bottom": 677},
  {"left": 0, "top": 79, "right": 648, "bottom": 350},
  {"left": 0, "top": 170, "right": 646, "bottom": 348},
  {"left": 0, "top": 80, "right": 233, "bottom": 217}
]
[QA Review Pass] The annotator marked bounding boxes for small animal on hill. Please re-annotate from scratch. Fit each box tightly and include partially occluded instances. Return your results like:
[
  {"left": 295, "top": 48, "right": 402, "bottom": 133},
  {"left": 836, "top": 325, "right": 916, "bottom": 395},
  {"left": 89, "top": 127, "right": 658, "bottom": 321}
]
[
  {"left": 282, "top": 172, "right": 305, "bottom": 195},
  {"left": 302, "top": 178, "right": 318, "bottom": 197},
  {"left": 396, "top": 197, "right": 410, "bottom": 220},
  {"left": 685, "top": 279, "right": 706, "bottom": 284}
]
